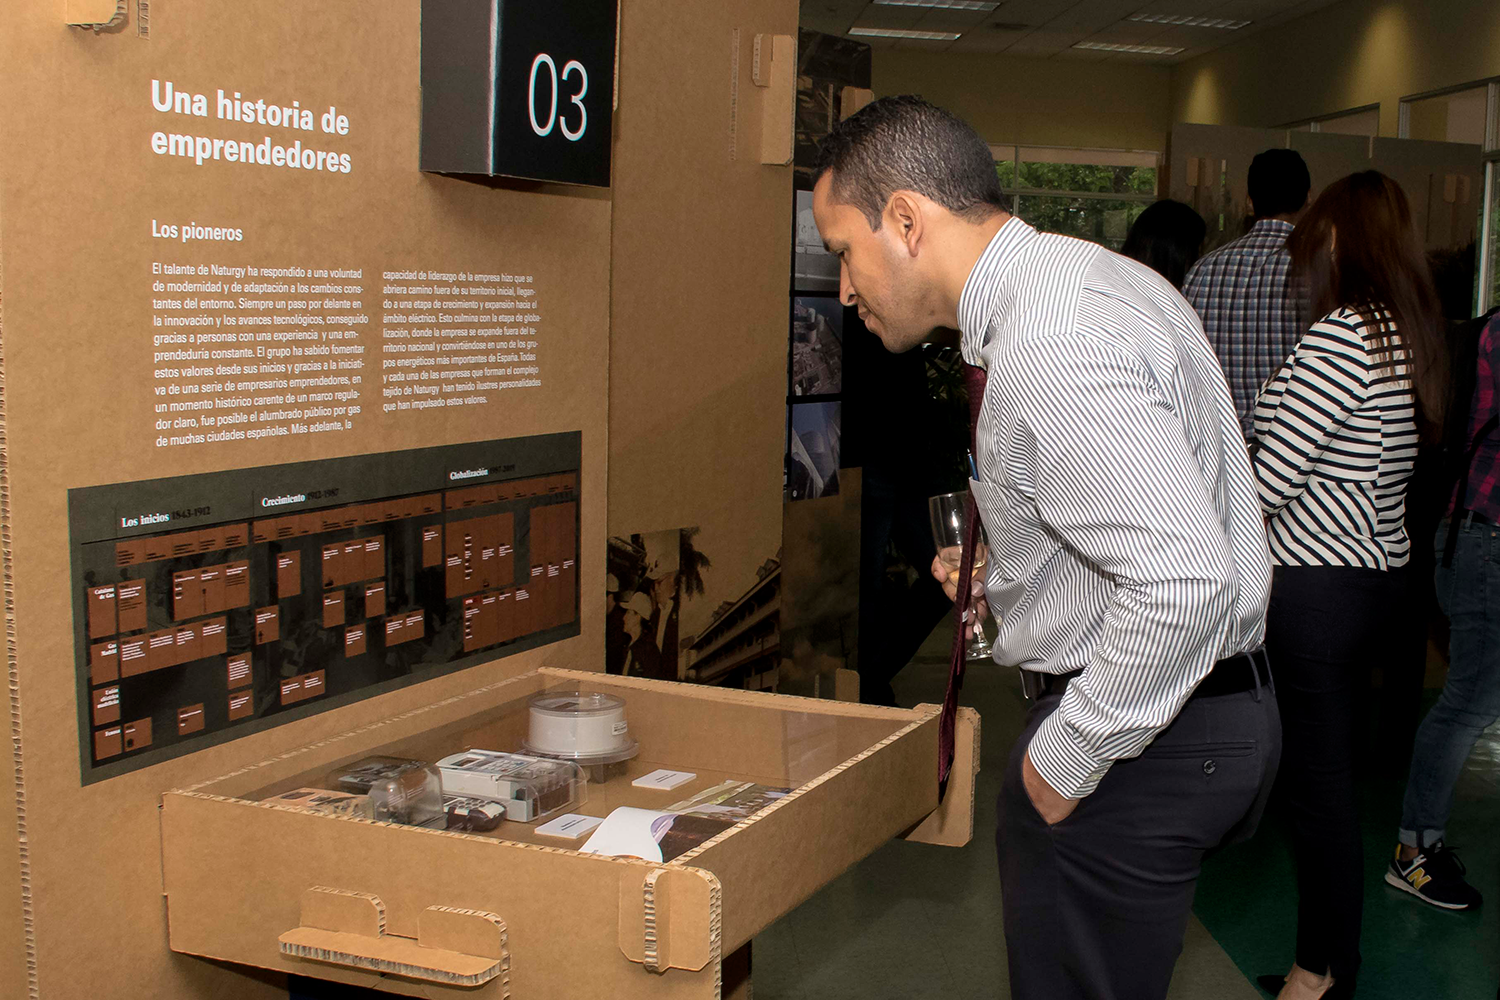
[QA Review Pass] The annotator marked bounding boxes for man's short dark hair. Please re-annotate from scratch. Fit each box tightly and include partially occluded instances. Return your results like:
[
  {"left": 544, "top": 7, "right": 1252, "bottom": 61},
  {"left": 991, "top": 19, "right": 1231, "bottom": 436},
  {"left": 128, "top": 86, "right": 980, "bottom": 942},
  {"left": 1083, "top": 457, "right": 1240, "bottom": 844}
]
[
  {"left": 1247, "top": 149, "right": 1311, "bottom": 219},
  {"left": 814, "top": 95, "right": 1008, "bottom": 230}
]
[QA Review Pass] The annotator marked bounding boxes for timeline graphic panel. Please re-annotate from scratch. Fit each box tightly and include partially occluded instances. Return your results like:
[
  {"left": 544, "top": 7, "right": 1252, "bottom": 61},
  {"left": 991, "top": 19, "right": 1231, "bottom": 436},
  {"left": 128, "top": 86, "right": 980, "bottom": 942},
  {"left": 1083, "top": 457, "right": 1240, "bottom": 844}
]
[{"left": 69, "top": 434, "right": 581, "bottom": 783}]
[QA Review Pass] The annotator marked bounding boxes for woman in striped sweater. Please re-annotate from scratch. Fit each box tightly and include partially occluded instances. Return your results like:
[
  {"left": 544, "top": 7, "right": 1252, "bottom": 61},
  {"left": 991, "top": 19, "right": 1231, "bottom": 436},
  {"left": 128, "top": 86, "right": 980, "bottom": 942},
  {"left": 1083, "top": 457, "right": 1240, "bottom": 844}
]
[{"left": 1252, "top": 171, "right": 1447, "bottom": 1000}]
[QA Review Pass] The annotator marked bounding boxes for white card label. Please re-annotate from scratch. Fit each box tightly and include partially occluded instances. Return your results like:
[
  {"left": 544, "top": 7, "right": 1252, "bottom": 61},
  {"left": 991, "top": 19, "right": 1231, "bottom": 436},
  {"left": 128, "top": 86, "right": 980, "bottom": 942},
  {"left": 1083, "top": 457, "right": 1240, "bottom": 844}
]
[
  {"left": 632, "top": 768, "right": 697, "bottom": 791},
  {"left": 534, "top": 813, "right": 605, "bottom": 840}
]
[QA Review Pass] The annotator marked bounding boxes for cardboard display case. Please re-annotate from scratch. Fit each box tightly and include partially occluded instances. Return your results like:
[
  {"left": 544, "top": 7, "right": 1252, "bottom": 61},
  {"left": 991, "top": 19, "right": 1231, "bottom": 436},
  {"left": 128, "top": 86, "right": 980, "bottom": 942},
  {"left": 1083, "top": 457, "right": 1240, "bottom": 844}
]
[{"left": 162, "top": 668, "right": 977, "bottom": 998}]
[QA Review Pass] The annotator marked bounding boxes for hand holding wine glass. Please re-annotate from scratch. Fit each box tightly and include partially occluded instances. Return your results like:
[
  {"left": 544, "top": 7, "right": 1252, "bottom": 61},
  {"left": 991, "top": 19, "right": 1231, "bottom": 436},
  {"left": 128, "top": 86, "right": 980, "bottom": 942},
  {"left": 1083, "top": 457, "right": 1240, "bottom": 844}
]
[{"left": 928, "top": 492, "right": 995, "bottom": 662}]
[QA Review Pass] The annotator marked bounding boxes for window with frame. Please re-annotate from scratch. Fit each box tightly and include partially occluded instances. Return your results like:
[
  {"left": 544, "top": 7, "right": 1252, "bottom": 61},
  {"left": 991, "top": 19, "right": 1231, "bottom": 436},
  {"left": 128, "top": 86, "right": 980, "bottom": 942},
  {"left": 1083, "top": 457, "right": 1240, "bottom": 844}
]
[
  {"left": 991, "top": 145, "right": 1159, "bottom": 252},
  {"left": 1400, "top": 79, "right": 1500, "bottom": 314},
  {"left": 1280, "top": 105, "right": 1380, "bottom": 137}
]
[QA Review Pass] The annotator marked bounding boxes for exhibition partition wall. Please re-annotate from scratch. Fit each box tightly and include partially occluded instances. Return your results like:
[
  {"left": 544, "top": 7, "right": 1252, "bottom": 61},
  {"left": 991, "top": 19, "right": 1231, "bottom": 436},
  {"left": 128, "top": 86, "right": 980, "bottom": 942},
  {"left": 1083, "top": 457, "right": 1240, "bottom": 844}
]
[
  {"left": 1168, "top": 123, "right": 1486, "bottom": 257},
  {"left": 605, "top": 0, "right": 798, "bottom": 692},
  {"left": 0, "top": 0, "right": 858, "bottom": 997},
  {"left": 0, "top": 3, "right": 607, "bottom": 995}
]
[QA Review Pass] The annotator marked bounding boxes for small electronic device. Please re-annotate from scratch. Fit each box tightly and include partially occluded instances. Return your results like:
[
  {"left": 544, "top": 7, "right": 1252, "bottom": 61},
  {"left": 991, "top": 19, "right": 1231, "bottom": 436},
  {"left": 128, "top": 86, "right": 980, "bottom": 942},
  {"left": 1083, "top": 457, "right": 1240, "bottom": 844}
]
[
  {"left": 443, "top": 793, "right": 507, "bottom": 832},
  {"left": 329, "top": 755, "right": 445, "bottom": 828},
  {"left": 265, "top": 786, "right": 373, "bottom": 819},
  {"left": 435, "top": 749, "right": 583, "bottom": 823}
]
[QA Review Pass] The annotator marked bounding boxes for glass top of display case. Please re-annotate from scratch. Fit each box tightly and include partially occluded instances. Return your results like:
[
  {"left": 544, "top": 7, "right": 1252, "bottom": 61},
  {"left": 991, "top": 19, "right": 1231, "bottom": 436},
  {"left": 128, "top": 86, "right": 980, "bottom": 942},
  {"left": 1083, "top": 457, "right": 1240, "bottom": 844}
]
[{"left": 201, "top": 668, "right": 925, "bottom": 860}]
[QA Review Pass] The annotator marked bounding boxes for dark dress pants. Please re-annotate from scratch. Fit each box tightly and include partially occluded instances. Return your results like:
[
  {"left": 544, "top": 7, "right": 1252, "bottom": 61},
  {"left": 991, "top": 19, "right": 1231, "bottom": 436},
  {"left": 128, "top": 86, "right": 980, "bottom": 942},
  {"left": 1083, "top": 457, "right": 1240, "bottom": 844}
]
[
  {"left": 1265, "top": 564, "right": 1409, "bottom": 988},
  {"left": 999, "top": 675, "right": 1281, "bottom": 1000}
]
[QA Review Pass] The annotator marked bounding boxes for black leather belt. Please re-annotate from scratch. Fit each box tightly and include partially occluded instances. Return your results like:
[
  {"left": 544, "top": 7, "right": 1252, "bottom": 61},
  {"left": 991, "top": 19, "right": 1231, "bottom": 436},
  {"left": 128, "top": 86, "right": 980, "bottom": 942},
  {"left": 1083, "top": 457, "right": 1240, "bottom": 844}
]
[
  {"left": 1020, "top": 647, "right": 1271, "bottom": 701},
  {"left": 1462, "top": 509, "right": 1496, "bottom": 528}
]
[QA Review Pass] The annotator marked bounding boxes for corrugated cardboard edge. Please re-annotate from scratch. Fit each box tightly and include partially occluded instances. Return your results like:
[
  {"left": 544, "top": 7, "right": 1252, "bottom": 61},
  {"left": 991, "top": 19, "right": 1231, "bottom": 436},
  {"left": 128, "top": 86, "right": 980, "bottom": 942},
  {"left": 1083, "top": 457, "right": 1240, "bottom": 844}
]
[
  {"left": 902, "top": 705, "right": 980, "bottom": 847},
  {"left": 64, "top": 0, "right": 126, "bottom": 30},
  {"left": 0, "top": 184, "right": 40, "bottom": 1000},
  {"left": 538, "top": 666, "right": 925, "bottom": 722},
  {"left": 420, "top": 905, "right": 509, "bottom": 963},
  {"left": 176, "top": 786, "right": 653, "bottom": 865},
  {"left": 667, "top": 708, "right": 937, "bottom": 868},
  {"left": 639, "top": 866, "right": 722, "bottom": 980},
  {"left": 301, "top": 886, "right": 386, "bottom": 938},
  {"left": 278, "top": 902, "right": 511, "bottom": 990},
  {"left": 278, "top": 931, "right": 505, "bottom": 989}
]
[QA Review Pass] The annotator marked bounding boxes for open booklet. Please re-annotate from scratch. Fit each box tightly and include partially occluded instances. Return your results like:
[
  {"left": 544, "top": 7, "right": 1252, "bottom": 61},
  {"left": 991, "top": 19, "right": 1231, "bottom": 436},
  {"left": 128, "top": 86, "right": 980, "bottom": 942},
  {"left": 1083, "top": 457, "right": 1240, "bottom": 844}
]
[{"left": 579, "top": 780, "right": 791, "bottom": 862}]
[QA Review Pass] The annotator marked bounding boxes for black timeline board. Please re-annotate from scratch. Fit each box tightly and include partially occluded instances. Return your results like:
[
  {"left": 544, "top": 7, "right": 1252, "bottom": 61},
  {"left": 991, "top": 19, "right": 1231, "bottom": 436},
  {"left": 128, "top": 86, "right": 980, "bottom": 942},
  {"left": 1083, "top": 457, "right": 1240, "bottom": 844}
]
[{"left": 69, "top": 434, "right": 581, "bottom": 784}]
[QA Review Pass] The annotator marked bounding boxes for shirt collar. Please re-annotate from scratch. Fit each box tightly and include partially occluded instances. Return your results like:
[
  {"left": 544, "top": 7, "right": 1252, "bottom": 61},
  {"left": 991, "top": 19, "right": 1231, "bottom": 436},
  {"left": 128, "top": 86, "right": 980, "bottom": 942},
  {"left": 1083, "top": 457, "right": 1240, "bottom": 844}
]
[
  {"left": 1248, "top": 218, "right": 1294, "bottom": 237},
  {"left": 957, "top": 216, "right": 1036, "bottom": 365}
]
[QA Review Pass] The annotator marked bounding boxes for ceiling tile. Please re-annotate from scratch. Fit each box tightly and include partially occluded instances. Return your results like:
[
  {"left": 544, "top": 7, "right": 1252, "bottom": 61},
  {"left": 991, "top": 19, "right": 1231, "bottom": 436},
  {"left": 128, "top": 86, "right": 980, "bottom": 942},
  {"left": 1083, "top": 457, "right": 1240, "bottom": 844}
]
[
  {"left": 985, "top": 0, "right": 1079, "bottom": 29},
  {"left": 946, "top": 29, "right": 1027, "bottom": 52},
  {"left": 1133, "top": 22, "right": 1238, "bottom": 46},
  {"left": 803, "top": 0, "right": 1357, "bottom": 64},
  {"left": 802, "top": 12, "right": 855, "bottom": 34},
  {"left": 1127, "top": 0, "right": 1225, "bottom": 16},
  {"left": 1003, "top": 28, "right": 1086, "bottom": 54},
  {"left": 1057, "top": 47, "right": 1115, "bottom": 62},
  {"left": 910, "top": 7, "right": 1002, "bottom": 31},
  {"left": 1048, "top": 0, "right": 1155, "bottom": 33},
  {"left": 848, "top": 5, "right": 928, "bottom": 29},
  {"left": 1078, "top": 20, "right": 1176, "bottom": 44}
]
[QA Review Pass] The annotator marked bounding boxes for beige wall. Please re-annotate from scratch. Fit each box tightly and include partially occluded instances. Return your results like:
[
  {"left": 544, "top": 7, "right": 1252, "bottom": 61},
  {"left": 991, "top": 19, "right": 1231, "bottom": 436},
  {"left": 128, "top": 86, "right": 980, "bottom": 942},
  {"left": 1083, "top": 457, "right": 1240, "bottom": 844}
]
[
  {"left": 874, "top": 51, "right": 1173, "bottom": 151},
  {"left": 1172, "top": 0, "right": 1500, "bottom": 137}
]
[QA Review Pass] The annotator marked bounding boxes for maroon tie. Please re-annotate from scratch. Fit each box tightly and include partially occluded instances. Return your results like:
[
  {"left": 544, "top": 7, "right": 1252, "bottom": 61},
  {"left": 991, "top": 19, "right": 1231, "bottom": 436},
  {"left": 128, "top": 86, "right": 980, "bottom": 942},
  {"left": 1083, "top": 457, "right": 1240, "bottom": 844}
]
[{"left": 938, "top": 362, "right": 989, "bottom": 797}]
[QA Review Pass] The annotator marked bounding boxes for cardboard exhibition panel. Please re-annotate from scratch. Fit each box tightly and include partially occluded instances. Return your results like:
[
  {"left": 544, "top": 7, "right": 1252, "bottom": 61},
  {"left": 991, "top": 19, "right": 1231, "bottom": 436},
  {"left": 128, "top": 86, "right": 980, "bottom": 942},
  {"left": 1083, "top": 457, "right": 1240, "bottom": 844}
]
[
  {"left": 161, "top": 669, "right": 943, "bottom": 998},
  {"left": 606, "top": 0, "right": 796, "bottom": 691},
  {"left": 1, "top": 3, "right": 608, "bottom": 997}
]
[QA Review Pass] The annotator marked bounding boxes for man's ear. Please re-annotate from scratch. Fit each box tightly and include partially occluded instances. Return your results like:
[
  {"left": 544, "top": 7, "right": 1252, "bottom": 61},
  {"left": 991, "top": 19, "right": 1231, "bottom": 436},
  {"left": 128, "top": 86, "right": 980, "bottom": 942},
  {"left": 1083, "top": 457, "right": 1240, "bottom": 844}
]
[{"left": 886, "top": 191, "right": 925, "bottom": 258}]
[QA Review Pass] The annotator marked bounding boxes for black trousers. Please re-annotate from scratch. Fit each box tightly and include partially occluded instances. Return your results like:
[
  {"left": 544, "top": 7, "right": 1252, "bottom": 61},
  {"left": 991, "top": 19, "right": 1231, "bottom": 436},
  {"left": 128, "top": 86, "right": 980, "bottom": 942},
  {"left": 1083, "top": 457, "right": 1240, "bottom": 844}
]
[
  {"left": 998, "top": 671, "right": 1281, "bottom": 1000},
  {"left": 1265, "top": 564, "right": 1409, "bottom": 986}
]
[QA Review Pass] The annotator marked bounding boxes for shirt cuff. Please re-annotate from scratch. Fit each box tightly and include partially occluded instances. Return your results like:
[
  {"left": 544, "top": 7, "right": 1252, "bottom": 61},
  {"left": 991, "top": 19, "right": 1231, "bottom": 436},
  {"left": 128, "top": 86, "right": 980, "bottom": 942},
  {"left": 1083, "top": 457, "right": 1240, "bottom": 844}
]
[{"left": 1025, "top": 707, "right": 1113, "bottom": 800}]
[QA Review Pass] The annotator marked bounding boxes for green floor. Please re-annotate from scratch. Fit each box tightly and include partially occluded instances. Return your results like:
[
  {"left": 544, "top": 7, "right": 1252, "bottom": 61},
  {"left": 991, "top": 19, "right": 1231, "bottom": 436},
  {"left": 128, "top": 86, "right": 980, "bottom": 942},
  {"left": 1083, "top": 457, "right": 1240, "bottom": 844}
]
[{"left": 753, "top": 619, "right": 1500, "bottom": 999}]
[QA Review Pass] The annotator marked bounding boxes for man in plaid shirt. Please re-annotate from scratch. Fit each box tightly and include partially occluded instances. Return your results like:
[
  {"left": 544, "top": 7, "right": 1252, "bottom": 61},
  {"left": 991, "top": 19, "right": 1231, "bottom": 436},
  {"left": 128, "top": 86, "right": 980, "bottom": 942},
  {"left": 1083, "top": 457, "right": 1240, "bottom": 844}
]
[
  {"left": 1389, "top": 310, "right": 1500, "bottom": 911},
  {"left": 1182, "top": 149, "right": 1311, "bottom": 438}
]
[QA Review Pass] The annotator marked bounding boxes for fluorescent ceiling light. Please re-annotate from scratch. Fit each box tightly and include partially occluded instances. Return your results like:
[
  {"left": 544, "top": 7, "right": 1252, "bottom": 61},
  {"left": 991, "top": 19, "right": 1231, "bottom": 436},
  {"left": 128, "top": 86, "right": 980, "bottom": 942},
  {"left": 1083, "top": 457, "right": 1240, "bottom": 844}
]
[
  {"left": 1073, "top": 41, "right": 1185, "bottom": 55},
  {"left": 1127, "top": 13, "right": 1251, "bottom": 29},
  {"left": 872, "top": 0, "right": 999, "bottom": 10},
  {"left": 849, "top": 27, "right": 963, "bottom": 40}
]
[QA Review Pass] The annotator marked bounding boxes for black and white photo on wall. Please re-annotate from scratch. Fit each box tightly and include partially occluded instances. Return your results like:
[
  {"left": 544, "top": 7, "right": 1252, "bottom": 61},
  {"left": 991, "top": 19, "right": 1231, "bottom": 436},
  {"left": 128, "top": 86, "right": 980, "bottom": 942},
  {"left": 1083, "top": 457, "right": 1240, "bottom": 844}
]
[
  {"left": 605, "top": 530, "right": 689, "bottom": 681},
  {"left": 786, "top": 401, "right": 842, "bottom": 502},
  {"left": 791, "top": 296, "right": 843, "bottom": 397},
  {"left": 793, "top": 189, "right": 840, "bottom": 293}
]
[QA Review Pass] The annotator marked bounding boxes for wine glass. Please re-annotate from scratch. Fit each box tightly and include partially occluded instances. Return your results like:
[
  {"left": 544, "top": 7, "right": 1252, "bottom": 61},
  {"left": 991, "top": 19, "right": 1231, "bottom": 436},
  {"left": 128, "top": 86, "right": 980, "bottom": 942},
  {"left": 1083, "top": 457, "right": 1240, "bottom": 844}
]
[{"left": 928, "top": 491, "right": 994, "bottom": 662}]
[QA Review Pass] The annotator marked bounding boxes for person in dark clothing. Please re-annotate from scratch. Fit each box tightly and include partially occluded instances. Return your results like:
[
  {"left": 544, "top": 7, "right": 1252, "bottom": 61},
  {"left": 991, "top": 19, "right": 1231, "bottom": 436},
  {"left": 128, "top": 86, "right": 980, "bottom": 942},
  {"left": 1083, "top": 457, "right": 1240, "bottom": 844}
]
[
  {"left": 645, "top": 571, "right": 680, "bottom": 680},
  {"left": 605, "top": 573, "right": 631, "bottom": 675},
  {"left": 1122, "top": 199, "right": 1208, "bottom": 290},
  {"left": 844, "top": 315, "right": 958, "bottom": 706},
  {"left": 1252, "top": 172, "right": 1450, "bottom": 1000},
  {"left": 620, "top": 591, "right": 667, "bottom": 680}
]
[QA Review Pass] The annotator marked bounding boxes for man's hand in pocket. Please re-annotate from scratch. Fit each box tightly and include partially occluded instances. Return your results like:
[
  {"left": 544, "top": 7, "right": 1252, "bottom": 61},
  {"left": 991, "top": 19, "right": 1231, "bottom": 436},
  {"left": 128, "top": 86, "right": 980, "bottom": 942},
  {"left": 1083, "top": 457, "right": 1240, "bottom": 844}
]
[{"left": 1023, "top": 751, "right": 1078, "bottom": 826}]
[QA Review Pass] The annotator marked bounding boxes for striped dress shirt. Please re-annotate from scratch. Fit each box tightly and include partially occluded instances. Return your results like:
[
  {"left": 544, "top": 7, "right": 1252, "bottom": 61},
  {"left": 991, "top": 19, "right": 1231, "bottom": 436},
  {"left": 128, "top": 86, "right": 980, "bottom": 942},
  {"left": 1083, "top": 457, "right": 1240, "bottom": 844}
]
[
  {"left": 1252, "top": 308, "right": 1418, "bottom": 569},
  {"left": 959, "top": 218, "right": 1272, "bottom": 800},
  {"left": 1182, "top": 220, "right": 1306, "bottom": 438}
]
